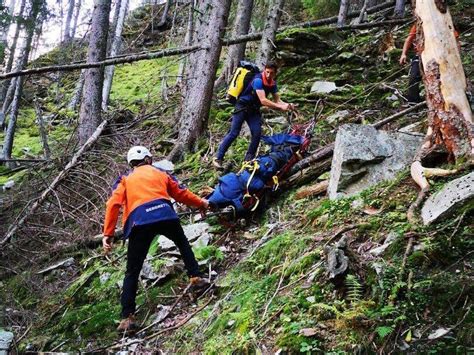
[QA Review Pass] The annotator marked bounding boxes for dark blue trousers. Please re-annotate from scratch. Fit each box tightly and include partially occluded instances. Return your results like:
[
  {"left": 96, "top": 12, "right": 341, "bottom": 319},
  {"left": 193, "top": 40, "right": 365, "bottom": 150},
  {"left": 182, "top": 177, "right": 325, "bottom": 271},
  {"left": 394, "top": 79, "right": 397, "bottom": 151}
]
[
  {"left": 121, "top": 219, "right": 201, "bottom": 318},
  {"left": 216, "top": 106, "right": 262, "bottom": 161}
]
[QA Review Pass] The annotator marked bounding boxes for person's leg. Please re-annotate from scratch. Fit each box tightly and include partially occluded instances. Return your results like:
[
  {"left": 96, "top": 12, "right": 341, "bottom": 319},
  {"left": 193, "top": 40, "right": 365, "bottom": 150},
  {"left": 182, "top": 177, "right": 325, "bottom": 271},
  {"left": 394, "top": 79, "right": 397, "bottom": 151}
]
[
  {"left": 244, "top": 111, "right": 262, "bottom": 161},
  {"left": 121, "top": 226, "right": 155, "bottom": 318},
  {"left": 216, "top": 109, "right": 246, "bottom": 161},
  {"left": 407, "top": 55, "right": 422, "bottom": 103},
  {"left": 159, "top": 219, "right": 201, "bottom": 277}
]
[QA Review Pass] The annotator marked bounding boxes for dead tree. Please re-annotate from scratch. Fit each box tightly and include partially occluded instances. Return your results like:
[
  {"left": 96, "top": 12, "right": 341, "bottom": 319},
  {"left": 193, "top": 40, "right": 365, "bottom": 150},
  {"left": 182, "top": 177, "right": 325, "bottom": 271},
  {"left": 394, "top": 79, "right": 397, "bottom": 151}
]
[
  {"left": 102, "top": 0, "right": 129, "bottom": 110},
  {"left": 63, "top": 0, "right": 75, "bottom": 42},
  {"left": 393, "top": 0, "right": 405, "bottom": 18},
  {"left": 78, "top": 0, "right": 111, "bottom": 145},
  {"left": 168, "top": 0, "right": 232, "bottom": 161},
  {"left": 337, "top": 0, "right": 351, "bottom": 27},
  {"left": 215, "top": 0, "right": 254, "bottom": 88},
  {"left": 256, "top": 0, "right": 285, "bottom": 68},
  {"left": 2, "top": 0, "right": 45, "bottom": 162},
  {"left": 0, "top": 0, "right": 26, "bottom": 107},
  {"left": 70, "top": 0, "right": 81, "bottom": 39},
  {"left": 176, "top": 0, "right": 195, "bottom": 85},
  {"left": 408, "top": 0, "right": 473, "bottom": 222}
]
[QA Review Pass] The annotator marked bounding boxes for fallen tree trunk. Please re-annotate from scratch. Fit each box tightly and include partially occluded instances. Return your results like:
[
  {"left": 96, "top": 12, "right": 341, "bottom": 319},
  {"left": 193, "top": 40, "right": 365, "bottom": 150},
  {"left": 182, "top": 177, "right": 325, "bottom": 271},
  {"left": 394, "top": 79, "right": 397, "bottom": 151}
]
[
  {"left": 0, "top": 119, "right": 109, "bottom": 247},
  {"left": 0, "top": 45, "right": 204, "bottom": 80}
]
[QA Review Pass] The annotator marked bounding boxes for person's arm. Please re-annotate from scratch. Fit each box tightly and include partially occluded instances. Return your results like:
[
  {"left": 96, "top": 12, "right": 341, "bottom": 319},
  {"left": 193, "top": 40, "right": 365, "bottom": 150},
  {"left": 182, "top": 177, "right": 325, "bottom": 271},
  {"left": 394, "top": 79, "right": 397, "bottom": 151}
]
[
  {"left": 400, "top": 26, "right": 416, "bottom": 65},
  {"left": 256, "top": 89, "right": 289, "bottom": 110},
  {"left": 167, "top": 174, "right": 208, "bottom": 209},
  {"left": 102, "top": 177, "right": 126, "bottom": 251}
]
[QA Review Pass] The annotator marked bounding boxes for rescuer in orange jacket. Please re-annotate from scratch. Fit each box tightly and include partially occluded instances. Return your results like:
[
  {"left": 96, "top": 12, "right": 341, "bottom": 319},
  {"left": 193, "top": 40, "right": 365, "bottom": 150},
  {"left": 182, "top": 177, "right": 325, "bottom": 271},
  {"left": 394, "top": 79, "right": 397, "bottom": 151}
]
[{"left": 102, "top": 146, "right": 210, "bottom": 332}]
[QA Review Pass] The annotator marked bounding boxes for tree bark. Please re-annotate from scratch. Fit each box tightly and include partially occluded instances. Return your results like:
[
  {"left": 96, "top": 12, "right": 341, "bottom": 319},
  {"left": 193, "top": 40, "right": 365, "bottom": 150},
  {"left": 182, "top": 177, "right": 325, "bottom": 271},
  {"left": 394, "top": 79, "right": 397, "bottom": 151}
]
[
  {"left": 63, "top": 0, "right": 75, "bottom": 42},
  {"left": 337, "top": 0, "right": 351, "bottom": 27},
  {"left": 78, "top": 0, "right": 111, "bottom": 145},
  {"left": 256, "top": 0, "right": 285, "bottom": 68},
  {"left": 393, "top": 0, "right": 405, "bottom": 18},
  {"left": 214, "top": 0, "right": 254, "bottom": 88},
  {"left": 102, "top": 0, "right": 129, "bottom": 110},
  {"left": 176, "top": 0, "right": 195, "bottom": 85},
  {"left": 2, "top": 0, "right": 44, "bottom": 161},
  {"left": 0, "top": 0, "right": 26, "bottom": 106},
  {"left": 70, "top": 0, "right": 82, "bottom": 39},
  {"left": 414, "top": 0, "right": 473, "bottom": 162},
  {"left": 168, "top": 0, "right": 231, "bottom": 162}
]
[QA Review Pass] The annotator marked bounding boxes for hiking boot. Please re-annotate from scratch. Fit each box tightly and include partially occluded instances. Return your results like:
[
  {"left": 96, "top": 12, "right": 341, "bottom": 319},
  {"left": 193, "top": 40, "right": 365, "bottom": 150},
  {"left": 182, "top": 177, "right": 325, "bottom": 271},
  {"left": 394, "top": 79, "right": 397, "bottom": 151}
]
[
  {"left": 189, "top": 276, "right": 211, "bottom": 295},
  {"left": 117, "top": 314, "right": 138, "bottom": 333},
  {"left": 212, "top": 157, "right": 224, "bottom": 170}
]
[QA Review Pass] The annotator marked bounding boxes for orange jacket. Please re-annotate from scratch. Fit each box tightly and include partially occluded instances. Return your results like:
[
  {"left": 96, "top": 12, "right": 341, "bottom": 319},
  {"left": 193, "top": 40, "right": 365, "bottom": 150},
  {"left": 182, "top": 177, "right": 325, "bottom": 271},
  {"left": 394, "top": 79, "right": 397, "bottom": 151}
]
[{"left": 103, "top": 164, "right": 205, "bottom": 238}]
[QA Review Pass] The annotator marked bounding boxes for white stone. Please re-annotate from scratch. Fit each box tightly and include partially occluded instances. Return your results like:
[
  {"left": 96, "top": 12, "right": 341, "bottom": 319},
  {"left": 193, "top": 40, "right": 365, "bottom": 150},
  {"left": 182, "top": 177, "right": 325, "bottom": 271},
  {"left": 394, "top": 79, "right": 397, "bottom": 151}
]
[
  {"left": 158, "top": 222, "right": 211, "bottom": 251},
  {"left": 310, "top": 81, "right": 337, "bottom": 94},
  {"left": 153, "top": 159, "right": 175, "bottom": 172},
  {"left": 0, "top": 330, "right": 14, "bottom": 354}
]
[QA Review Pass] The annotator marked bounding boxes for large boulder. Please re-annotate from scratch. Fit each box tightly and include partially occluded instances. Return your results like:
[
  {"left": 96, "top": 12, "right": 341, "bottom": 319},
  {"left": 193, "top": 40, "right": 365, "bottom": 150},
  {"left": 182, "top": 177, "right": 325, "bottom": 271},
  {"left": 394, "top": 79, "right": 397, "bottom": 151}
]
[
  {"left": 421, "top": 172, "right": 474, "bottom": 225},
  {"left": 157, "top": 222, "right": 210, "bottom": 251},
  {"left": 328, "top": 124, "right": 423, "bottom": 199}
]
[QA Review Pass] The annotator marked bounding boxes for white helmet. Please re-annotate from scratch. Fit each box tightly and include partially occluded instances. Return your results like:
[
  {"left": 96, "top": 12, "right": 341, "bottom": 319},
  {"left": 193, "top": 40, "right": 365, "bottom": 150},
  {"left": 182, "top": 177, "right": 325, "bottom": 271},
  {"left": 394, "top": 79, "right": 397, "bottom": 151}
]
[{"left": 127, "top": 146, "right": 152, "bottom": 164}]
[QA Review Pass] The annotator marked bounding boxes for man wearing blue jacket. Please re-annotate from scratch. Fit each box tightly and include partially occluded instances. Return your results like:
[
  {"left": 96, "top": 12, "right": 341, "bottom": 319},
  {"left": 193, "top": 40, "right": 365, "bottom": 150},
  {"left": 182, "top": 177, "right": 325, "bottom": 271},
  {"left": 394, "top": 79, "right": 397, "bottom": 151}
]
[{"left": 213, "top": 61, "right": 294, "bottom": 168}]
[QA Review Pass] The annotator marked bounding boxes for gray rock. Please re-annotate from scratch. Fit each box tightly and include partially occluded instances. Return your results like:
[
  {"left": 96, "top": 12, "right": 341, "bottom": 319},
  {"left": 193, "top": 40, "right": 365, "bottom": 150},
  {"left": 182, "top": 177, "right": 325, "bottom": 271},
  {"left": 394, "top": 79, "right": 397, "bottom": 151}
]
[
  {"left": 326, "top": 110, "right": 350, "bottom": 125},
  {"left": 191, "top": 232, "right": 211, "bottom": 248},
  {"left": 0, "top": 330, "right": 14, "bottom": 354},
  {"left": 3, "top": 180, "right": 14, "bottom": 190},
  {"left": 151, "top": 305, "right": 172, "bottom": 326},
  {"left": 310, "top": 81, "right": 337, "bottom": 94},
  {"left": 152, "top": 159, "right": 175, "bottom": 173},
  {"left": 140, "top": 259, "right": 159, "bottom": 280},
  {"left": 421, "top": 172, "right": 474, "bottom": 225},
  {"left": 369, "top": 232, "right": 398, "bottom": 256},
  {"left": 158, "top": 222, "right": 210, "bottom": 251},
  {"left": 328, "top": 124, "right": 423, "bottom": 199}
]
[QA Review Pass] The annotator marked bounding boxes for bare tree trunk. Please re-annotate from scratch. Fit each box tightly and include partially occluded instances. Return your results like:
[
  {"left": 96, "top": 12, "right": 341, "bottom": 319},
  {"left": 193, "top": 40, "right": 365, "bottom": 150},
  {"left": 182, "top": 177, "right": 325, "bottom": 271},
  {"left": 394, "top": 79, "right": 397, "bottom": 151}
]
[
  {"left": 255, "top": 0, "right": 285, "bottom": 68},
  {"left": 393, "top": 0, "right": 405, "bottom": 18},
  {"left": 63, "top": 0, "right": 75, "bottom": 42},
  {"left": 157, "top": 0, "right": 172, "bottom": 27},
  {"left": 168, "top": 0, "right": 231, "bottom": 161},
  {"left": 408, "top": 0, "right": 473, "bottom": 221},
  {"left": 102, "top": 0, "right": 129, "bottom": 110},
  {"left": 68, "top": 69, "right": 85, "bottom": 110},
  {"left": 356, "top": 0, "right": 369, "bottom": 23},
  {"left": 0, "top": 0, "right": 27, "bottom": 105},
  {"left": 0, "top": 0, "right": 16, "bottom": 63},
  {"left": 2, "top": 0, "right": 45, "bottom": 161},
  {"left": 109, "top": 0, "right": 122, "bottom": 50},
  {"left": 337, "top": 0, "right": 351, "bottom": 27},
  {"left": 215, "top": 0, "right": 254, "bottom": 89},
  {"left": 70, "top": 0, "right": 82, "bottom": 39},
  {"left": 176, "top": 0, "right": 195, "bottom": 85},
  {"left": 34, "top": 99, "right": 50, "bottom": 159},
  {"left": 78, "top": 0, "right": 111, "bottom": 145}
]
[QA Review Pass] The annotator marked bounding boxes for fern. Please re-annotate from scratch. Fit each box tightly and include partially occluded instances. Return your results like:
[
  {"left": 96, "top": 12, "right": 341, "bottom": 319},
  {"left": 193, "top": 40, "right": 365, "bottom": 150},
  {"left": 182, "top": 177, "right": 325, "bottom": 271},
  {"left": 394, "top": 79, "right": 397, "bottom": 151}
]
[
  {"left": 345, "top": 274, "right": 363, "bottom": 304},
  {"left": 376, "top": 325, "right": 394, "bottom": 339}
]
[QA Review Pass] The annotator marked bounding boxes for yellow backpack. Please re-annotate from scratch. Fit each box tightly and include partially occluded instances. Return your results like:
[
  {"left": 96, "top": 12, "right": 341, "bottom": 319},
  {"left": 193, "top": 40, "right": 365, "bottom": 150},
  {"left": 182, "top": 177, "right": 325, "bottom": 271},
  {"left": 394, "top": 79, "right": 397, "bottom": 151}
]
[{"left": 226, "top": 61, "right": 260, "bottom": 105}]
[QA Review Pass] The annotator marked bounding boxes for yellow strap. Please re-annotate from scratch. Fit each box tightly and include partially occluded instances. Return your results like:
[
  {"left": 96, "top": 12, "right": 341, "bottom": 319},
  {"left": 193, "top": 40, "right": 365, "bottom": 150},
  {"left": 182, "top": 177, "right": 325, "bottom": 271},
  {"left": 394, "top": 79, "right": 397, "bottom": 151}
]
[{"left": 272, "top": 175, "right": 279, "bottom": 191}]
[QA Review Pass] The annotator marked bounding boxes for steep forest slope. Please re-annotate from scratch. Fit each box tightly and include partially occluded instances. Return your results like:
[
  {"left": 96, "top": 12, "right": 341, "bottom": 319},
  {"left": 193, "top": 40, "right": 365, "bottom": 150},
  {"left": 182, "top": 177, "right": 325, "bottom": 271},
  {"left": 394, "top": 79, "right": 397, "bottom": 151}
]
[{"left": 0, "top": 0, "right": 473, "bottom": 353}]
